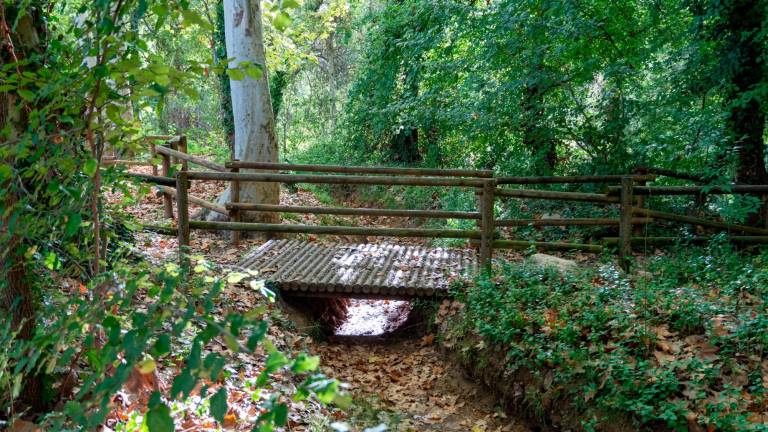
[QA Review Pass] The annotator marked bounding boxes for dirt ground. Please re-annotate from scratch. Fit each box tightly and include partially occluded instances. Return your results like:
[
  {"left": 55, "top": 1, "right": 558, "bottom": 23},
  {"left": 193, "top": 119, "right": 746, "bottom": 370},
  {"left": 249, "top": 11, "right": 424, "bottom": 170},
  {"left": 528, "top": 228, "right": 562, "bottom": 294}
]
[{"left": 116, "top": 166, "right": 530, "bottom": 431}]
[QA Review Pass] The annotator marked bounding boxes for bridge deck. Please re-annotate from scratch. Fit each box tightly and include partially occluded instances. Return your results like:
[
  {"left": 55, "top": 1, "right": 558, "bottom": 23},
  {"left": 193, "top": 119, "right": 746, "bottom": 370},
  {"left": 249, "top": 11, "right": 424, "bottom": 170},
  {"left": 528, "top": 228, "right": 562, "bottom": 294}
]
[{"left": 238, "top": 240, "right": 477, "bottom": 298}]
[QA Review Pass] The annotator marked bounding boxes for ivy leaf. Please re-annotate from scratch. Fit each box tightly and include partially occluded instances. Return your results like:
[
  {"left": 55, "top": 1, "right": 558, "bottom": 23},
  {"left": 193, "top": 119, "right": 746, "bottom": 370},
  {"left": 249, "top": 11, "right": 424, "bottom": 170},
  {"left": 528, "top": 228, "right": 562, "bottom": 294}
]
[
  {"left": 209, "top": 387, "right": 228, "bottom": 424},
  {"left": 145, "top": 403, "right": 175, "bottom": 432}
]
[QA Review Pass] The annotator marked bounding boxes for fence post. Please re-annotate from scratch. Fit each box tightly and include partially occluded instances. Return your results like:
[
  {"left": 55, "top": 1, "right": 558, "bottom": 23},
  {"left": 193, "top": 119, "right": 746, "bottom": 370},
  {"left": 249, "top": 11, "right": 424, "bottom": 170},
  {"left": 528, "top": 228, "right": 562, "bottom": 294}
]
[
  {"left": 150, "top": 142, "right": 158, "bottom": 176},
  {"left": 176, "top": 170, "right": 191, "bottom": 270},
  {"left": 177, "top": 136, "right": 189, "bottom": 172},
  {"left": 479, "top": 179, "right": 496, "bottom": 266},
  {"left": 161, "top": 149, "right": 173, "bottom": 219},
  {"left": 619, "top": 176, "right": 633, "bottom": 271},
  {"left": 229, "top": 160, "right": 241, "bottom": 243}
]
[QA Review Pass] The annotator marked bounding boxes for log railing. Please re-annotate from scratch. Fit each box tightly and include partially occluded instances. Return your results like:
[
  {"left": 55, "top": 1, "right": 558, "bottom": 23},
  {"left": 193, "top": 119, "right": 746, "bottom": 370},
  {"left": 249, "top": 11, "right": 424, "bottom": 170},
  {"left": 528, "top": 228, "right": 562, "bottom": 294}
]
[{"left": 111, "top": 137, "right": 768, "bottom": 271}]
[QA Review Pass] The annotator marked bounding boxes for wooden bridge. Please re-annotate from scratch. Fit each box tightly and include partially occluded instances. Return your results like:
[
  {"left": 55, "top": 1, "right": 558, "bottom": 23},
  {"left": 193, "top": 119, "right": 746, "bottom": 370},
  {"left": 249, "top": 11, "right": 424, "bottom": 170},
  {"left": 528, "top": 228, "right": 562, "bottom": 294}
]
[{"left": 118, "top": 136, "right": 768, "bottom": 299}]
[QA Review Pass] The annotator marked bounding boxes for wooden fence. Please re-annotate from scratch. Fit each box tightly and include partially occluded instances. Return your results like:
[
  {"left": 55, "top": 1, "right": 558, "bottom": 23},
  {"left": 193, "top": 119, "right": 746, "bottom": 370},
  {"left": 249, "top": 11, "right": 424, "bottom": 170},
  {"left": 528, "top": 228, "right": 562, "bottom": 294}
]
[{"left": 125, "top": 136, "right": 768, "bottom": 270}]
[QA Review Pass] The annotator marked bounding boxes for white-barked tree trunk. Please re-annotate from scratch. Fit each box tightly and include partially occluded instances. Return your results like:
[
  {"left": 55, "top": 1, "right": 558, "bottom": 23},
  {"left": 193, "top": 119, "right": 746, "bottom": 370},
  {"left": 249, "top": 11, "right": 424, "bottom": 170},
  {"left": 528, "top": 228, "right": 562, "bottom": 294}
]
[{"left": 209, "top": 0, "right": 279, "bottom": 223}]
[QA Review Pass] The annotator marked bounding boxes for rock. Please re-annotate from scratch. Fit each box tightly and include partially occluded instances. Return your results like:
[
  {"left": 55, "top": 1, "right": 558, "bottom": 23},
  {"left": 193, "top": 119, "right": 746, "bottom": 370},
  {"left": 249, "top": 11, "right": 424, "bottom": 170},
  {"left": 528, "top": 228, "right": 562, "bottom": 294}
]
[{"left": 528, "top": 253, "right": 577, "bottom": 273}]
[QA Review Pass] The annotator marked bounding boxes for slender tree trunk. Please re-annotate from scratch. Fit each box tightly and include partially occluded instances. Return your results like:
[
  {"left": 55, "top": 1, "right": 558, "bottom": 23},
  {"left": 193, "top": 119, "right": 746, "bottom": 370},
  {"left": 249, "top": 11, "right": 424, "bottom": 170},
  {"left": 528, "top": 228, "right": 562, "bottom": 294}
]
[{"left": 209, "top": 0, "right": 279, "bottom": 223}]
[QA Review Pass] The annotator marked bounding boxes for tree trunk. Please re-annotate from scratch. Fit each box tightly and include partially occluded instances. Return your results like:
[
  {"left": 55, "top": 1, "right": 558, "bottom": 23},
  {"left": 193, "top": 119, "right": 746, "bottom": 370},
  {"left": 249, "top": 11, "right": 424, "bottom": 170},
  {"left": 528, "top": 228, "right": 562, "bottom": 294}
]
[
  {"left": 209, "top": 0, "right": 279, "bottom": 223},
  {"left": 0, "top": 2, "right": 45, "bottom": 411},
  {"left": 724, "top": 0, "right": 768, "bottom": 226}
]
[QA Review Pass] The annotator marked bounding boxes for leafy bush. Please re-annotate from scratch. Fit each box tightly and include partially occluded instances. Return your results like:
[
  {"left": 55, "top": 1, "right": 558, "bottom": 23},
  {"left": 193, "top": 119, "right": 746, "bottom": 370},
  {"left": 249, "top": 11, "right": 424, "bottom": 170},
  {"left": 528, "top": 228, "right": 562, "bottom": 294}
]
[
  {"left": 456, "top": 244, "right": 768, "bottom": 431},
  {"left": 0, "top": 259, "right": 344, "bottom": 430}
]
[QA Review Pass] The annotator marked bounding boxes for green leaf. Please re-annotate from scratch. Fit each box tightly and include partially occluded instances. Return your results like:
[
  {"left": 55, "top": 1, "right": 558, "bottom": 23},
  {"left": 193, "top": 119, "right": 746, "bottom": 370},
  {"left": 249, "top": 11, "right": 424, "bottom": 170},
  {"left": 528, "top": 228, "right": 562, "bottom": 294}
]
[
  {"left": 45, "top": 252, "right": 58, "bottom": 270},
  {"left": 282, "top": 0, "right": 300, "bottom": 9},
  {"left": 292, "top": 354, "right": 320, "bottom": 373},
  {"left": 64, "top": 212, "right": 82, "bottom": 237},
  {"left": 245, "top": 64, "right": 263, "bottom": 80},
  {"left": 145, "top": 403, "right": 175, "bottom": 432},
  {"left": 209, "top": 387, "right": 228, "bottom": 423},
  {"left": 226, "top": 68, "right": 245, "bottom": 81},
  {"left": 171, "top": 371, "right": 196, "bottom": 399},
  {"left": 273, "top": 12, "right": 292, "bottom": 31},
  {"left": 273, "top": 403, "right": 288, "bottom": 426},
  {"left": 17, "top": 89, "right": 35, "bottom": 101},
  {"left": 83, "top": 158, "right": 98, "bottom": 177},
  {"left": 0, "top": 164, "right": 12, "bottom": 181}
]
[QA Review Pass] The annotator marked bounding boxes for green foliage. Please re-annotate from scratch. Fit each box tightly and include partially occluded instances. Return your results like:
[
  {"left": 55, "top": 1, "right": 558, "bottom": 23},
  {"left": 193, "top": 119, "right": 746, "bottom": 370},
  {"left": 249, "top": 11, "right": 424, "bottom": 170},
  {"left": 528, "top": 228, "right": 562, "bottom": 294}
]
[{"left": 458, "top": 244, "right": 768, "bottom": 431}]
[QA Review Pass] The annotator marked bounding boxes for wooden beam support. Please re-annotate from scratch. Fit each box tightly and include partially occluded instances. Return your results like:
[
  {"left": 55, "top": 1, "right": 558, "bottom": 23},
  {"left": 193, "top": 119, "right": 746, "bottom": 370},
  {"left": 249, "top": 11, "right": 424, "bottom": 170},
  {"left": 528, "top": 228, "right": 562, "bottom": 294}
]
[
  {"left": 495, "top": 217, "right": 651, "bottom": 227},
  {"left": 493, "top": 240, "right": 603, "bottom": 253},
  {"left": 224, "top": 203, "right": 481, "bottom": 219},
  {"left": 608, "top": 185, "right": 768, "bottom": 196},
  {"left": 188, "top": 220, "right": 481, "bottom": 239},
  {"left": 495, "top": 188, "right": 619, "bottom": 203},
  {"left": 125, "top": 173, "right": 175, "bottom": 186},
  {"left": 496, "top": 174, "right": 655, "bottom": 185},
  {"left": 225, "top": 161, "right": 493, "bottom": 178},
  {"left": 154, "top": 185, "right": 227, "bottom": 215},
  {"left": 186, "top": 171, "right": 487, "bottom": 187},
  {"left": 156, "top": 145, "right": 226, "bottom": 172},
  {"left": 632, "top": 207, "right": 768, "bottom": 235},
  {"left": 602, "top": 236, "right": 768, "bottom": 245}
]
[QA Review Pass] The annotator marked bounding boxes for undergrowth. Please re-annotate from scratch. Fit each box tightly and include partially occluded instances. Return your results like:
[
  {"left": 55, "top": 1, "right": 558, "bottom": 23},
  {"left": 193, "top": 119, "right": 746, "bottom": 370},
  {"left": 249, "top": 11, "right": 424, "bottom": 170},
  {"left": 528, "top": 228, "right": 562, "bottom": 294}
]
[{"left": 450, "top": 242, "right": 768, "bottom": 431}]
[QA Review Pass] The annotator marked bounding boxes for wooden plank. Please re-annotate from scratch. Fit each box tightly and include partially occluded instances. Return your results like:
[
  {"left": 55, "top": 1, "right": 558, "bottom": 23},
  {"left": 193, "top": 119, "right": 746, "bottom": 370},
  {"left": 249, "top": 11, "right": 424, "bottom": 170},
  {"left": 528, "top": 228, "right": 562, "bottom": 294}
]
[
  {"left": 225, "top": 203, "right": 481, "bottom": 219},
  {"left": 496, "top": 218, "right": 630, "bottom": 227},
  {"left": 156, "top": 146, "right": 226, "bottom": 172},
  {"left": 186, "top": 171, "right": 487, "bottom": 187},
  {"left": 154, "top": 185, "right": 227, "bottom": 215},
  {"left": 125, "top": 173, "right": 176, "bottom": 186},
  {"left": 495, "top": 188, "right": 619, "bottom": 203},
  {"left": 632, "top": 207, "right": 768, "bottom": 235},
  {"left": 496, "top": 174, "right": 655, "bottom": 184},
  {"left": 492, "top": 239, "right": 603, "bottom": 253},
  {"left": 225, "top": 161, "right": 493, "bottom": 178},
  {"left": 603, "top": 236, "right": 768, "bottom": 245},
  {"left": 607, "top": 185, "right": 768, "bottom": 196},
  {"left": 189, "top": 220, "right": 481, "bottom": 238}
]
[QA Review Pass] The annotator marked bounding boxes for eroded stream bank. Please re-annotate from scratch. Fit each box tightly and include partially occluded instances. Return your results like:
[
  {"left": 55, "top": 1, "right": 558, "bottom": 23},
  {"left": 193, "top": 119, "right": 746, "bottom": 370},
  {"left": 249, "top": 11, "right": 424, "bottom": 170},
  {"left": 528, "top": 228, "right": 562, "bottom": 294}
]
[{"left": 283, "top": 296, "right": 532, "bottom": 431}]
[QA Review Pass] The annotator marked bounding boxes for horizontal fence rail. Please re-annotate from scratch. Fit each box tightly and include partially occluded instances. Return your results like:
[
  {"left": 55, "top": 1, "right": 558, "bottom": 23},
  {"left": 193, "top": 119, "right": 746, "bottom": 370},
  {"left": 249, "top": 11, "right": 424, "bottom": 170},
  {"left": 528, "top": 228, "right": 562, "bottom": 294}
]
[
  {"left": 495, "top": 217, "right": 652, "bottom": 227},
  {"left": 185, "top": 171, "right": 489, "bottom": 187},
  {"left": 156, "top": 146, "right": 226, "bottom": 172},
  {"left": 188, "top": 220, "right": 482, "bottom": 239},
  {"left": 225, "top": 161, "right": 494, "bottom": 178},
  {"left": 225, "top": 203, "right": 481, "bottom": 219},
  {"left": 607, "top": 185, "right": 768, "bottom": 195},
  {"left": 495, "top": 188, "right": 619, "bottom": 203},
  {"left": 497, "top": 174, "right": 655, "bottom": 185}
]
